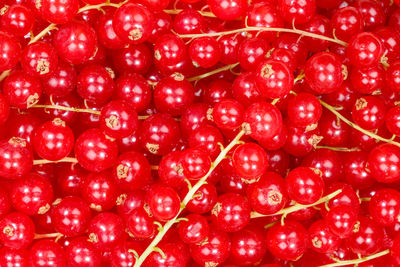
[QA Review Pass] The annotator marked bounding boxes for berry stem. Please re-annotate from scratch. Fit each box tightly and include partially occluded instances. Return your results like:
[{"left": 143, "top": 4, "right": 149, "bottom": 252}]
[
  {"left": 34, "top": 232, "right": 63, "bottom": 240},
  {"left": 251, "top": 189, "right": 343, "bottom": 219},
  {"left": 30, "top": 104, "right": 101, "bottom": 115},
  {"left": 164, "top": 9, "right": 216, "bottom": 17},
  {"left": 187, "top": 63, "right": 239, "bottom": 82},
  {"left": 134, "top": 128, "right": 246, "bottom": 267},
  {"left": 315, "top": 145, "right": 360, "bottom": 152},
  {"left": 319, "top": 249, "right": 390, "bottom": 267},
  {"left": 319, "top": 99, "right": 400, "bottom": 148},
  {"left": 29, "top": 23, "right": 57, "bottom": 44},
  {"left": 33, "top": 157, "right": 78, "bottom": 165},
  {"left": 178, "top": 27, "right": 348, "bottom": 46}
]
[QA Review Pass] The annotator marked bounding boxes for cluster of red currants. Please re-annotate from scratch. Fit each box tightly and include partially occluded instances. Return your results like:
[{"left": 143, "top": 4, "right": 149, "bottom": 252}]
[{"left": 2, "top": 0, "right": 400, "bottom": 266}]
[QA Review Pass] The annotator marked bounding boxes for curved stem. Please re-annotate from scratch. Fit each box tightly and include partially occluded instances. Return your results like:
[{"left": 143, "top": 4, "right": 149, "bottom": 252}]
[
  {"left": 0, "top": 69, "right": 10, "bottom": 82},
  {"left": 30, "top": 104, "right": 101, "bottom": 115},
  {"left": 33, "top": 157, "right": 78, "bottom": 165},
  {"left": 164, "top": 9, "right": 216, "bottom": 17},
  {"left": 316, "top": 145, "right": 360, "bottom": 152},
  {"left": 251, "top": 189, "right": 343, "bottom": 219},
  {"left": 319, "top": 99, "right": 400, "bottom": 148},
  {"left": 134, "top": 129, "right": 246, "bottom": 267},
  {"left": 319, "top": 250, "right": 390, "bottom": 267},
  {"left": 178, "top": 27, "right": 348, "bottom": 47},
  {"left": 29, "top": 23, "right": 57, "bottom": 44},
  {"left": 187, "top": 63, "right": 239, "bottom": 82},
  {"left": 34, "top": 232, "right": 63, "bottom": 240}
]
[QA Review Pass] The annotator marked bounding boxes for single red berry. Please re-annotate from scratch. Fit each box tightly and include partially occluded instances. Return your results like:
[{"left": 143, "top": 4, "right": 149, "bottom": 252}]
[
  {"left": 0, "top": 31, "right": 20, "bottom": 71},
  {"left": 0, "top": 137, "right": 33, "bottom": 179},
  {"left": 232, "top": 143, "right": 268, "bottom": 180},
  {"left": 88, "top": 212, "right": 125, "bottom": 251},
  {"left": 367, "top": 144, "right": 400, "bottom": 183},
  {"left": 146, "top": 184, "right": 181, "bottom": 221},
  {"left": 0, "top": 4, "right": 34, "bottom": 37},
  {"left": 347, "top": 32, "right": 384, "bottom": 68},
  {"left": 66, "top": 237, "right": 101, "bottom": 267},
  {"left": 82, "top": 171, "right": 118, "bottom": 211},
  {"left": 325, "top": 205, "right": 358, "bottom": 238},
  {"left": 178, "top": 214, "right": 209, "bottom": 244},
  {"left": 36, "top": 0, "right": 78, "bottom": 24},
  {"left": 29, "top": 240, "right": 66, "bottom": 266},
  {"left": 181, "top": 148, "right": 211, "bottom": 180},
  {"left": 207, "top": 0, "right": 247, "bottom": 20},
  {"left": 0, "top": 212, "right": 35, "bottom": 249}
]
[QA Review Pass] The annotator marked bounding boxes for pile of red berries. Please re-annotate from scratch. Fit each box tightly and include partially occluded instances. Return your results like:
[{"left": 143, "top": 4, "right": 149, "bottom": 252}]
[{"left": 3, "top": 0, "right": 400, "bottom": 266}]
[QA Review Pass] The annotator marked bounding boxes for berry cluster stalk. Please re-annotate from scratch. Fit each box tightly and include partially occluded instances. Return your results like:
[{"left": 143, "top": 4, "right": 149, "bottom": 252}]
[
  {"left": 133, "top": 128, "right": 245, "bottom": 266},
  {"left": 319, "top": 249, "right": 390, "bottom": 267}
]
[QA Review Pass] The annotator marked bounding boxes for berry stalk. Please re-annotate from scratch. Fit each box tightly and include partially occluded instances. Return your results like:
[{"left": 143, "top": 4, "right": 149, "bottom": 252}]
[
  {"left": 134, "top": 128, "right": 246, "bottom": 267},
  {"left": 33, "top": 157, "right": 78, "bottom": 165},
  {"left": 319, "top": 249, "right": 390, "bottom": 267},
  {"left": 178, "top": 26, "right": 348, "bottom": 46}
]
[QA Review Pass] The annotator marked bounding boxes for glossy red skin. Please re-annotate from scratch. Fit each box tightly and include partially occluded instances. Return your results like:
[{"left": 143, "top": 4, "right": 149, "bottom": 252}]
[
  {"left": 368, "top": 144, "right": 400, "bottom": 183},
  {"left": 354, "top": 0, "right": 386, "bottom": 30},
  {"left": 189, "top": 227, "right": 231, "bottom": 265},
  {"left": 386, "top": 106, "right": 400, "bottom": 136},
  {"left": 0, "top": 212, "right": 35, "bottom": 249},
  {"left": 149, "top": 11, "right": 172, "bottom": 42},
  {"left": 188, "top": 125, "right": 224, "bottom": 159},
  {"left": 146, "top": 184, "right": 181, "bottom": 221},
  {"left": 29, "top": 240, "right": 66, "bottom": 266},
  {"left": 112, "top": 151, "right": 151, "bottom": 191},
  {"left": 154, "top": 34, "right": 187, "bottom": 66},
  {"left": 232, "top": 72, "right": 264, "bottom": 107},
  {"left": 229, "top": 227, "right": 267, "bottom": 265},
  {"left": 154, "top": 76, "right": 195, "bottom": 116},
  {"left": 112, "top": 3, "right": 154, "bottom": 44},
  {"left": 350, "top": 66, "right": 384, "bottom": 94},
  {"left": 127, "top": 208, "right": 156, "bottom": 238},
  {"left": 181, "top": 148, "right": 211, "bottom": 180},
  {"left": 321, "top": 182, "right": 360, "bottom": 216},
  {"left": 352, "top": 96, "right": 386, "bottom": 131},
  {"left": 341, "top": 151, "right": 375, "bottom": 190},
  {"left": 247, "top": 171, "right": 287, "bottom": 215},
  {"left": 77, "top": 64, "right": 115, "bottom": 105},
  {"left": 218, "top": 34, "right": 243, "bottom": 65},
  {"left": 11, "top": 173, "right": 53, "bottom": 215},
  {"left": 75, "top": 128, "right": 118, "bottom": 173},
  {"left": 278, "top": 0, "right": 316, "bottom": 24},
  {"left": 41, "top": 61, "right": 77, "bottom": 97},
  {"left": 52, "top": 196, "right": 91, "bottom": 237},
  {"left": 258, "top": 124, "right": 287, "bottom": 151},
  {"left": 33, "top": 119, "right": 74, "bottom": 161},
  {"left": 286, "top": 167, "right": 325, "bottom": 205},
  {"left": 212, "top": 99, "right": 244, "bottom": 130},
  {"left": 96, "top": 11, "right": 125, "bottom": 50},
  {"left": 3, "top": 71, "right": 42, "bottom": 109},
  {"left": 255, "top": 59, "right": 293, "bottom": 99},
  {"left": 158, "top": 151, "right": 186, "bottom": 188},
  {"left": 5, "top": 113, "right": 41, "bottom": 145},
  {"left": 21, "top": 42, "right": 58, "bottom": 78},
  {"left": 146, "top": 242, "right": 187, "bottom": 267},
  {"left": 0, "top": 31, "right": 21, "bottom": 71},
  {"left": 186, "top": 183, "right": 218, "bottom": 214},
  {"left": 369, "top": 189, "right": 400, "bottom": 227},
  {"left": 207, "top": 0, "right": 247, "bottom": 20},
  {"left": 232, "top": 143, "right": 268, "bottom": 179},
  {"left": 37, "top": 0, "right": 79, "bottom": 24},
  {"left": 283, "top": 123, "right": 320, "bottom": 157},
  {"left": 111, "top": 240, "right": 142, "bottom": 267},
  {"left": 178, "top": 214, "right": 209, "bottom": 244},
  {"left": 211, "top": 193, "right": 250, "bottom": 232},
  {"left": 300, "top": 14, "right": 330, "bottom": 52},
  {"left": 287, "top": 92, "right": 322, "bottom": 127},
  {"left": 1, "top": 4, "right": 34, "bottom": 37},
  {"left": 0, "top": 93, "right": 10, "bottom": 125},
  {"left": 180, "top": 103, "right": 210, "bottom": 136},
  {"left": 173, "top": 9, "right": 205, "bottom": 34},
  {"left": 305, "top": 52, "right": 344, "bottom": 94},
  {"left": 346, "top": 216, "right": 384, "bottom": 256},
  {"left": 82, "top": 171, "right": 118, "bottom": 211},
  {"left": 244, "top": 101, "right": 283, "bottom": 141},
  {"left": 0, "top": 247, "right": 29, "bottom": 267},
  {"left": 301, "top": 149, "right": 342, "bottom": 184},
  {"left": 116, "top": 190, "right": 145, "bottom": 219},
  {"left": 66, "top": 237, "right": 101, "bottom": 267},
  {"left": 330, "top": 7, "right": 363, "bottom": 42},
  {"left": 0, "top": 138, "right": 33, "bottom": 179},
  {"left": 325, "top": 205, "right": 358, "bottom": 238},
  {"left": 374, "top": 26, "right": 400, "bottom": 64},
  {"left": 56, "top": 163, "right": 87, "bottom": 196},
  {"left": 203, "top": 79, "right": 232, "bottom": 105},
  {"left": 246, "top": 3, "right": 283, "bottom": 39},
  {"left": 140, "top": 113, "right": 181, "bottom": 155},
  {"left": 347, "top": 32, "right": 383, "bottom": 68},
  {"left": 53, "top": 21, "right": 97, "bottom": 65},
  {"left": 88, "top": 212, "right": 125, "bottom": 251},
  {"left": 111, "top": 44, "right": 152, "bottom": 75},
  {"left": 189, "top": 36, "right": 221, "bottom": 68},
  {"left": 238, "top": 38, "right": 269, "bottom": 71},
  {"left": 308, "top": 220, "right": 340, "bottom": 253},
  {"left": 266, "top": 220, "right": 307, "bottom": 261},
  {"left": 115, "top": 73, "right": 151, "bottom": 113}
]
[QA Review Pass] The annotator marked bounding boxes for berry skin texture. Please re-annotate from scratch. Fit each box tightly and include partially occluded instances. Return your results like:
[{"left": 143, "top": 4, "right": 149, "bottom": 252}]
[
  {"left": 0, "top": 212, "right": 35, "bottom": 249},
  {"left": 36, "top": 0, "right": 79, "bottom": 24},
  {"left": 33, "top": 118, "right": 74, "bottom": 161},
  {"left": 29, "top": 240, "right": 66, "bottom": 267},
  {"left": 189, "top": 37, "right": 221, "bottom": 68},
  {"left": 278, "top": 0, "right": 316, "bottom": 25},
  {"left": 305, "top": 52, "right": 344, "bottom": 94},
  {"left": 247, "top": 171, "right": 287, "bottom": 215},
  {"left": 267, "top": 220, "right": 308, "bottom": 261},
  {"left": 369, "top": 188, "right": 400, "bottom": 226},
  {"left": 367, "top": 144, "right": 400, "bottom": 183},
  {"left": 66, "top": 237, "right": 101, "bottom": 267},
  {"left": 286, "top": 167, "right": 325, "bottom": 205},
  {"left": 211, "top": 193, "right": 251, "bottom": 232},
  {"left": 308, "top": 220, "right": 340, "bottom": 254},
  {"left": 347, "top": 216, "right": 383, "bottom": 256},
  {"left": 0, "top": 5, "right": 34, "bottom": 37},
  {"left": 75, "top": 128, "right": 118, "bottom": 173},
  {"left": 325, "top": 205, "right": 358, "bottom": 238},
  {"left": 178, "top": 214, "right": 209, "bottom": 244},
  {"left": 21, "top": 41, "right": 58, "bottom": 78},
  {"left": 287, "top": 92, "right": 322, "bottom": 127},
  {"left": 0, "top": 31, "right": 21, "bottom": 71},
  {"left": 347, "top": 32, "right": 384, "bottom": 68},
  {"left": 232, "top": 143, "right": 268, "bottom": 180},
  {"left": 146, "top": 184, "right": 181, "bottom": 221},
  {"left": 207, "top": 0, "right": 247, "bottom": 20},
  {"left": 88, "top": 212, "right": 125, "bottom": 251},
  {"left": 11, "top": 173, "right": 54, "bottom": 215},
  {"left": 0, "top": 137, "right": 33, "bottom": 179}
]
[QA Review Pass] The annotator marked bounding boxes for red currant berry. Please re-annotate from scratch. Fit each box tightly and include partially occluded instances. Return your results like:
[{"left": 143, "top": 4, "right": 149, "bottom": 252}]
[
  {"left": 41, "top": 61, "right": 76, "bottom": 98},
  {"left": 66, "top": 237, "right": 101, "bottom": 267},
  {"left": 0, "top": 31, "right": 20, "bottom": 71},
  {"left": 0, "top": 4, "right": 34, "bottom": 37},
  {"left": 0, "top": 137, "right": 33, "bottom": 179},
  {"left": 367, "top": 144, "right": 400, "bottom": 183},
  {"left": 208, "top": 0, "right": 247, "bottom": 20},
  {"left": 181, "top": 148, "right": 211, "bottom": 180},
  {"left": 0, "top": 212, "right": 35, "bottom": 249},
  {"left": 211, "top": 193, "right": 250, "bottom": 232},
  {"left": 21, "top": 42, "right": 58, "bottom": 78},
  {"left": 212, "top": 99, "right": 244, "bottom": 130},
  {"left": 325, "top": 205, "right": 358, "bottom": 238},
  {"left": 88, "top": 212, "right": 125, "bottom": 251},
  {"left": 146, "top": 184, "right": 181, "bottom": 221},
  {"left": 287, "top": 92, "right": 322, "bottom": 127},
  {"left": 178, "top": 214, "right": 209, "bottom": 244},
  {"left": 352, "top": 96, "right": 386, "bottom": 130},
  {"left": 29, "top": 240, "right": 66, "bottom": 266},
  {"left": 36, "top": 0, "right": 78, "bottom": 24},
  {"left": 347, "top": 32, "right": 384, "bottom": 68},
  {"left": 347, "top": 216, "right": 383, "bottom": 256},
  {"left": 189, "top": 37, "right": 221, "bottom": 68},
  {"left": 232, "top": 143, "right": 268, "bottom": 180}
]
